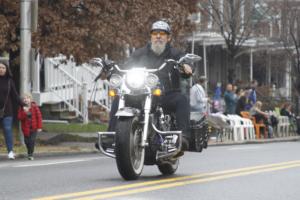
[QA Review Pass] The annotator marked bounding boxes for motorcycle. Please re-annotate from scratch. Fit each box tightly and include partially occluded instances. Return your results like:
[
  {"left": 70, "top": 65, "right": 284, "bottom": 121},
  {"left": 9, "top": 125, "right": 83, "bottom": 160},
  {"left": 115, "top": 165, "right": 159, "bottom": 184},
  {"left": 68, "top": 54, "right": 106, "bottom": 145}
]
[{"left": 91, "top": 54, "right": 207, "bottom": 180}]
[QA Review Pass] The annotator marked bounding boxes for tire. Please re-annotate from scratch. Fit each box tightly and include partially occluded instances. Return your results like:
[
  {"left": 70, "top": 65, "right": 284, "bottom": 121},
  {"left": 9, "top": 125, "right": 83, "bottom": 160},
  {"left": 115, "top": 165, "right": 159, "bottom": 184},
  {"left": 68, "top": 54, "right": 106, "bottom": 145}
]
[
  {"left": 195, "top": 131, "right": 204, "bottom": 152},
  {"left": 203, "top": 124, "right": 209, "bottom": 149},
  {"left": 157, "top": 159, "right": 179, "bottom": 175},
  {"left": 191, "top": 128, "right": 203, "bottom": 152},
  {"left": 115, "top": 116, "right": 145, "bottom": 180}
]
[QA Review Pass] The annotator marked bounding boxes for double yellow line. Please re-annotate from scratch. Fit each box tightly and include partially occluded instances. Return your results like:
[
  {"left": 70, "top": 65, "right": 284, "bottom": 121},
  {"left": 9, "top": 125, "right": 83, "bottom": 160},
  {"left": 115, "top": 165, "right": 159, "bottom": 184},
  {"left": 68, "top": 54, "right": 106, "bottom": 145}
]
[{"left": 35, "top": 160, "right": 300, "bottom": 200}]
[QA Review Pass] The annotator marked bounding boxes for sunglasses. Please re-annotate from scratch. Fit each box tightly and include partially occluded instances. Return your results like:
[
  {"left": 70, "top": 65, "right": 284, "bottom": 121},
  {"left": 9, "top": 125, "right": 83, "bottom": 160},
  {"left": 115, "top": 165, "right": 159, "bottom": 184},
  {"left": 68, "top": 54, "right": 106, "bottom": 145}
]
[{"left": 151, "top": 31, "right": 168, "bottom": 37}]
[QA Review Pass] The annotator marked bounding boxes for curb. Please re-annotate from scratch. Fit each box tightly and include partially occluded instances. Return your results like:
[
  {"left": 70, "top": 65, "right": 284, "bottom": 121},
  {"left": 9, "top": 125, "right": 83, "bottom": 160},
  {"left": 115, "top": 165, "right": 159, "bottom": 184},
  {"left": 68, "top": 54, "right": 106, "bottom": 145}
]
[
  {"left": 208, "top": 136, "right": 300, "bottom": 147},
  {"left": 0, "top": 148, "right": 99, "bottom": 161},
  {"left": 1, "top": 136, "right": 299, "bottom": 161}
]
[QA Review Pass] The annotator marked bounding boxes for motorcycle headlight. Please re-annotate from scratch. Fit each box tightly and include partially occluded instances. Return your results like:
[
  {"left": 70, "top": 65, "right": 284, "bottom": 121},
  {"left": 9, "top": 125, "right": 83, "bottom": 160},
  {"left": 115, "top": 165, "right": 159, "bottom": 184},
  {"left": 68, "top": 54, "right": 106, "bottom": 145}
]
[
  {"left": 125, "top": 70, "right": 145, "bottom": 90},
  {"left": 145, "top": 73, "right": 159, "bottom": 88},
  {"left": 109, "top": 74, "right": 122, "bottom": 88}
]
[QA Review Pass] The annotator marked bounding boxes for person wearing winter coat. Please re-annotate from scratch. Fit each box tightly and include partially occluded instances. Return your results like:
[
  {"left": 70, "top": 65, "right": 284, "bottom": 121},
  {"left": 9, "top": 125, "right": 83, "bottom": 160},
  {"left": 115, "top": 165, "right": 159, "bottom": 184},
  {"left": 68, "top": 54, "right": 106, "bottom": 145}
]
[
  {"left": 224, "top": 84, "right": 237, "bottom": 114},
  {"left": 18, "top": 93, "right": 42, "bottom": 160},
  {"left": 190, "top": 75, "right": 208, "bottom": 116},
  {"left": 0, "top": 62, "right": 25, "bottom": 159}
]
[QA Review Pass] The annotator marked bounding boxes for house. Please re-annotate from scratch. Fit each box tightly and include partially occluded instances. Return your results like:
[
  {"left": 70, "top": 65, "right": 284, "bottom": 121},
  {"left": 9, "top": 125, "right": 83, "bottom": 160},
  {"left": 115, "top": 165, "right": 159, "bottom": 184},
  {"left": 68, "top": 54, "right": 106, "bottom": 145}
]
[{"left": 188, "top": 0, "right": 299, "bottom": 107}]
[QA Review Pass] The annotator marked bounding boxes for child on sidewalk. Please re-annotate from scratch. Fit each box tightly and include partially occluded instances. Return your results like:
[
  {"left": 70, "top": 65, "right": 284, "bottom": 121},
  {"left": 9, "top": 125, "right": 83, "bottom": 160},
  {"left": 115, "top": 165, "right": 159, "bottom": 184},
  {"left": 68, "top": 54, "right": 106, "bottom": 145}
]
[{"left": 18, "top": 93, "right": 42, "bottom": 160}]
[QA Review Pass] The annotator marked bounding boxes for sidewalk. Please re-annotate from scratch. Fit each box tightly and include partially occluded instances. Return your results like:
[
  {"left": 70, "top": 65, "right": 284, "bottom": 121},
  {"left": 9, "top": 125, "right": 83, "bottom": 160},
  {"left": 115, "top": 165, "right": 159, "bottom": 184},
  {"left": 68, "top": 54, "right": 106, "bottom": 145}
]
[
  {"left": 208, "top": 135, "right": 300, "bottom": 146},
  {"left": 0, "top": 132, "right": 99, "bottom": 161},
  {"left": 0, "top": 132, "right": 299, "bottom": 161}
]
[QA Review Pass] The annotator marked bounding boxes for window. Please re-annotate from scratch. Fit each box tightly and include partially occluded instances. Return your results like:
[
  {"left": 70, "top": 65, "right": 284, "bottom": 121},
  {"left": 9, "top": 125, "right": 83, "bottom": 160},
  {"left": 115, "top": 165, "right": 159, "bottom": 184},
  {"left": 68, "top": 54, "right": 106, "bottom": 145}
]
[{"left": 191, "top": 12, "right": 201, "bottom": 24}]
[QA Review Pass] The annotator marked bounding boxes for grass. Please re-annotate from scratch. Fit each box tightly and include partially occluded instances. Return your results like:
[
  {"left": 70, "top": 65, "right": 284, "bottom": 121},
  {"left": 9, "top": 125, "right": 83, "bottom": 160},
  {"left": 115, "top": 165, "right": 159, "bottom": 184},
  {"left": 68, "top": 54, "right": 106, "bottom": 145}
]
[
  {"left": 0, "top": 143, "right": 92, "bottom": 154},
  {"left": 42, "top": 122, "right": 107, "bottom": 133},
  {"left": 0, "top": 123, "right": 108, "bottom": 153}
]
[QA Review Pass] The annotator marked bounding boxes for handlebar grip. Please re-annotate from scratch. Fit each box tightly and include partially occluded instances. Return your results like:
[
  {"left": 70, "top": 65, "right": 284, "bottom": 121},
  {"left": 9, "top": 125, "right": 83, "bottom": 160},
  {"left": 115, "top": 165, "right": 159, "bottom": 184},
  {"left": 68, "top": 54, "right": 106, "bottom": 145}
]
[{"left": 177, "top": 63, "right": 185, "bottom": 73}]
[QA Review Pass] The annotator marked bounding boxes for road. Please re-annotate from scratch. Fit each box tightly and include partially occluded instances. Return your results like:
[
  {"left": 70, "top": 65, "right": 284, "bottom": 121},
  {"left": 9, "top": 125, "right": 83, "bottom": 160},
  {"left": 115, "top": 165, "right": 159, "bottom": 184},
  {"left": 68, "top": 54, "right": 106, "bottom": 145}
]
[{"left": 0, "top": 141, "right": 300, "bottom": 200}]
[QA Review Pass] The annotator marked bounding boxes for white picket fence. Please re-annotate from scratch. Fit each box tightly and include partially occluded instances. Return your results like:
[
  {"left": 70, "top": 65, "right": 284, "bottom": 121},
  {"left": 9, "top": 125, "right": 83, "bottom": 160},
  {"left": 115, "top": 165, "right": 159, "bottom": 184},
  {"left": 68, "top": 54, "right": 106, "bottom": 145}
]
[{"left": 32, "top": 54, "right": 110, "bottom": 123}]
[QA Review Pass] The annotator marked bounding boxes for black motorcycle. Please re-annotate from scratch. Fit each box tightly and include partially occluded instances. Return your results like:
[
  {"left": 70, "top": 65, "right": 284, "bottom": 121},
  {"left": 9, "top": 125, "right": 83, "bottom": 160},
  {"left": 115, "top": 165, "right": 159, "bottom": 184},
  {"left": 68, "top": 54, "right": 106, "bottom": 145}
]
[{"left": 91, "top": 54, "right": 208, "bottom": 180}]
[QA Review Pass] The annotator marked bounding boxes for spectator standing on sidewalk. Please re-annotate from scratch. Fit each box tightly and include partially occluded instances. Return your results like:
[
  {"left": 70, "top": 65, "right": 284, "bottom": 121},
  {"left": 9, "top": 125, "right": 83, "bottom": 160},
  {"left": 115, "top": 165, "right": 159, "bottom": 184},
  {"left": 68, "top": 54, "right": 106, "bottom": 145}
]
[
  {"left": 18, "top": 93, "right": 43, "bottom": 160},
  {"left": 224, "top": 83, "right": 237, "bottom": 114},
  {"left": 212, "top": 82, "right": 223, "bottom": 113},
  {"left": 0, "top": 62, "right": 24, "bottom": 160},
  {"left": 190, "top": 75, "right": 208, "bottom": 116},
  {"left": 246, "top": 80, "right": 258, "bottom": 110}
]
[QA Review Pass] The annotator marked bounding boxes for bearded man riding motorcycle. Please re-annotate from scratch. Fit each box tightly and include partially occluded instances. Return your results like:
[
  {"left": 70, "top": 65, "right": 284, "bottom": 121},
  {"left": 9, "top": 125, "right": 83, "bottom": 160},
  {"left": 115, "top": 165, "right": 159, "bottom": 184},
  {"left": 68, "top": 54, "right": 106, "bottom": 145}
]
[{"left": 101, "top": 20, "right": 193, "bottom": 156}]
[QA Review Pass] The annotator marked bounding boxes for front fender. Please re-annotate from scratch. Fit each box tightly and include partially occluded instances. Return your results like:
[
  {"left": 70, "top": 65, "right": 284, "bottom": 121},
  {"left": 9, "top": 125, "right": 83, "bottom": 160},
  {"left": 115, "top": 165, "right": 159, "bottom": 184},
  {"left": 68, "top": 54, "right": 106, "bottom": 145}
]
[{"left": 115, "top": 107, "right": 141, "bottom": 117}]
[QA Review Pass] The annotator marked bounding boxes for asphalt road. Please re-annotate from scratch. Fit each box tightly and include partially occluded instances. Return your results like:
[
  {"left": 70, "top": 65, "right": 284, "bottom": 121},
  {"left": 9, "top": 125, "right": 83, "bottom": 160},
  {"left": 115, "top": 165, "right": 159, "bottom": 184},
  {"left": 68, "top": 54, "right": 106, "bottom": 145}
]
[{"left": 1, "top": 141, "right": 300, "bottom": 200}]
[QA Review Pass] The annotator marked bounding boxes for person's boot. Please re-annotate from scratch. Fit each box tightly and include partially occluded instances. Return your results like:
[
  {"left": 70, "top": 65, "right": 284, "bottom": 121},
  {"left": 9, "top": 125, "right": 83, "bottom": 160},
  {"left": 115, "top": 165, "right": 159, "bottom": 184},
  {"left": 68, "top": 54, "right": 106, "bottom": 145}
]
[
  {"left": 181, "top": 136, "right": 189, "bottom": 151},
  {"left": 173, "top": 136, "right": 189, "bottom": 158}
]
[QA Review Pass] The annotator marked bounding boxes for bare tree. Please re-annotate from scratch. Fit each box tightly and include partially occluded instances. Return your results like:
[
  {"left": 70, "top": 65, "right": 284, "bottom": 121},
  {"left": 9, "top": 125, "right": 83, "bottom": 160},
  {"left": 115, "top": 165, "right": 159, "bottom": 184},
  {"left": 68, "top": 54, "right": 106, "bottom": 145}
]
[
  {"left": 276, "top": 0, "right": 300, "bottom": 94},
  {"left": 199, "top": 0, "right": 271, "bottom": 83}
]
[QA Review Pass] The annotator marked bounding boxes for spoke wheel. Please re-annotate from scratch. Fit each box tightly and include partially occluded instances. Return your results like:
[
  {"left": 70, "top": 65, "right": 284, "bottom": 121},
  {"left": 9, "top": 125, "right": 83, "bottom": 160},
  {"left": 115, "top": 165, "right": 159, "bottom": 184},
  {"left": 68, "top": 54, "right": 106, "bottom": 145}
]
[{"left": 115, "top": 117, "right": 145, "bottom": 180}]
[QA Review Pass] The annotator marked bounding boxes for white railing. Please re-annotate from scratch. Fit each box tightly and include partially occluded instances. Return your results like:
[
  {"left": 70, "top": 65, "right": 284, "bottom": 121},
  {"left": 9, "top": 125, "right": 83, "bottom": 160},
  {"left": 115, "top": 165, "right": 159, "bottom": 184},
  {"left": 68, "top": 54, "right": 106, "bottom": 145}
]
[
  {"left": 80, "top": 63, "right": 111, "bottom": 111},
  {"left": 32, "top": 55, "right": 110, "bottom": 123}
]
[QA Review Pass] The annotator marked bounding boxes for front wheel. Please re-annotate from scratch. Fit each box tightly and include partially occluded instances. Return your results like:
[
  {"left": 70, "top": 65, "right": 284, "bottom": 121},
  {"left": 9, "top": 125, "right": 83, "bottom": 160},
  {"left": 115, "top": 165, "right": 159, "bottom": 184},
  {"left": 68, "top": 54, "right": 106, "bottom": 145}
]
[{"left": 115, "top": 116, "right": 145, "bottom": 180}]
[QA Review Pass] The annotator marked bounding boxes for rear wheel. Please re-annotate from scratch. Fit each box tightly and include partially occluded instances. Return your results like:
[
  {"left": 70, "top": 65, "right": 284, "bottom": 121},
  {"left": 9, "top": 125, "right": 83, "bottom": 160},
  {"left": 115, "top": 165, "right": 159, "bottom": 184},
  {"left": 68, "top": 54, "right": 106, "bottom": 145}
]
[
  {"left": 115, "top": 116, "right": 145, "bottom": 180},
  {"left": 203, "top": 124, "right": 209, "bottom": 149},
  {"left": 195, "top": 131, "right": 204, "bottom": 152},
  {"left": 191, "top": 128, "right": 203, "bottom": 152}
]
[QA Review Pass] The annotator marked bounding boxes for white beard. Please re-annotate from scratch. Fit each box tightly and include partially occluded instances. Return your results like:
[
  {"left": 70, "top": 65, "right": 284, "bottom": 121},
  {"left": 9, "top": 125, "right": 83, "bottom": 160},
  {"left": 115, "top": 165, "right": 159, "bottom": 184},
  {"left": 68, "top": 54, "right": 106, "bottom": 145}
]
[{"left": 151, "top": 42, "right": 166, "bottom": 55}]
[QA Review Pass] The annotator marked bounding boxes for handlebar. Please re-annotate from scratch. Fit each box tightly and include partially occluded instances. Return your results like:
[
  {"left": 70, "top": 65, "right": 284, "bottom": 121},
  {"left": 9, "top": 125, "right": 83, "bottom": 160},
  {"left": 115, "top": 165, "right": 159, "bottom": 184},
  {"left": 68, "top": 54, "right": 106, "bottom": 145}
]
[
  {"left": 90, "top": 53, "right": 201, "bottom": 80},
  {"left": 116, "top": 59, "right": 180, "bottom": 73}
]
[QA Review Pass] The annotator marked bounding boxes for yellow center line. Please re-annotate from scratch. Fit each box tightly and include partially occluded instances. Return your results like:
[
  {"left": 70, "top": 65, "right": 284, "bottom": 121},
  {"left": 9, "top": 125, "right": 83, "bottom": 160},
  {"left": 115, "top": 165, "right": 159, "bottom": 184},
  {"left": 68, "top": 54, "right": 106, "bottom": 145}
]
[
  {"left": 79, "top": 163, "right": 300, "bottom": 200},
  {"left": 34, "top": 160, "right": 300, "bottom": 200}
]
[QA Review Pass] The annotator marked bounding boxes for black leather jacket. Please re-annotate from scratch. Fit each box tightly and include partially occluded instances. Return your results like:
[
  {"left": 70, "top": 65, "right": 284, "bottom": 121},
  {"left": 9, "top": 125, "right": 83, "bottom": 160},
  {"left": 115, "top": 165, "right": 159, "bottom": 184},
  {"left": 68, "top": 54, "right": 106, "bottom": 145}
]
[{"left": 123, "top": 43, "right": 191, "bottom": 94}]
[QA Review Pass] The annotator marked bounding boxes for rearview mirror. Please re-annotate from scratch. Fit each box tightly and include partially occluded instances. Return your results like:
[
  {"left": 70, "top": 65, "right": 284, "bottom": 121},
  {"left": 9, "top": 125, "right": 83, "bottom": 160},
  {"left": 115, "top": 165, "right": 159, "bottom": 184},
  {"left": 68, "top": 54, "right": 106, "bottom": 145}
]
[
  {"left": 179, "top": 54, "right": 202, "bottom": 63},
  {"left": 89, "top": 58, "right": 104, "bottom": 67}
]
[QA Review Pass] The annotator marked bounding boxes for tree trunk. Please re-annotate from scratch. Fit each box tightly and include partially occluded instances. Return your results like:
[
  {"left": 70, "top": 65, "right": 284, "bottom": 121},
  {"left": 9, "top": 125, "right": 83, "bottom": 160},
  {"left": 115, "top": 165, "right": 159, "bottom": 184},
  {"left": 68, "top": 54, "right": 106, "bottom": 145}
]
[{"left": 227, "top": 55, "right": 236, "bottom": 84}]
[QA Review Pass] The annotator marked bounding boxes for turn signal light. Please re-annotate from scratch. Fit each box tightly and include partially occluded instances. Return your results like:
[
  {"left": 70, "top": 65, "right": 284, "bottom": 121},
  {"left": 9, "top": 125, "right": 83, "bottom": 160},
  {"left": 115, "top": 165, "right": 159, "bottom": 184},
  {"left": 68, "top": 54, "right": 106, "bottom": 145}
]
[
  {"left": 108, "top": 89, "right": 116, "bottom": 97},
  {"left": 208, "top": 125, "right": 212, "bottom": 133},
  {"left": 152, "top": 88, "right": 162, "bottom": 96}
]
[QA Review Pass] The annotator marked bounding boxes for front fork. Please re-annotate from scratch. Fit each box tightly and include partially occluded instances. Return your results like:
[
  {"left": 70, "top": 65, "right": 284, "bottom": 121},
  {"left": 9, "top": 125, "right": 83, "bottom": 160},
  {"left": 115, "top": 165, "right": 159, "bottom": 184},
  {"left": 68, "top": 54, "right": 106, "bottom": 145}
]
[
  {"left": 141, "top": 95, "right": 152, "bottom": 147},
  {"left": 114, "top": 94, "right": 151, "bottom": 148}
]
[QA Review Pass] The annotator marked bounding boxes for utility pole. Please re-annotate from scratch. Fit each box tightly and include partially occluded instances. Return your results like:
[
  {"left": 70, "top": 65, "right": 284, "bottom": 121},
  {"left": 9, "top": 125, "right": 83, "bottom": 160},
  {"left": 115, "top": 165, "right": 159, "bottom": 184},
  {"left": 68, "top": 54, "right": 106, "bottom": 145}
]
[
  {"left": 203, "top": 40, "right": 207, "bottom": 90},
  {"left": 20, "top": 0, "right": 32, "bottom": 96},
  {"left": 250, "top": 48, "right": 253, "bottom": 82},
  {"left": 20, "top": 0, "right": 38, "bottom": 95}
]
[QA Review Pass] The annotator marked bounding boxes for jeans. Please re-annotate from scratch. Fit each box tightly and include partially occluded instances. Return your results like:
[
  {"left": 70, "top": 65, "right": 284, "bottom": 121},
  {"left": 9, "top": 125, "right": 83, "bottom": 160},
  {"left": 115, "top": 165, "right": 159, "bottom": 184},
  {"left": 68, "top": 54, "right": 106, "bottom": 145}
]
[
  {"left": 160, "top": 92, "right": 191, "bottom": 139},
  {"left": 268, "top": 125, "right": 273, "bottom": 138},
  {"left": 1, "top": 116, "right": 13, "bottom": 152},
  {"left": 24, "top": 132, "right": 37, "bottom": 156}
]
